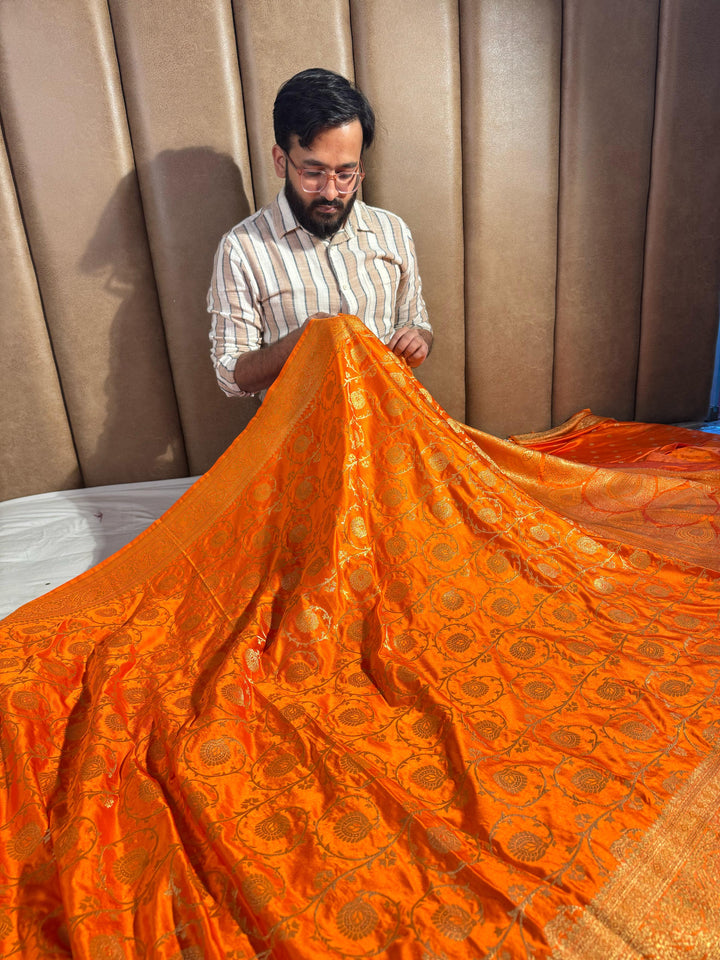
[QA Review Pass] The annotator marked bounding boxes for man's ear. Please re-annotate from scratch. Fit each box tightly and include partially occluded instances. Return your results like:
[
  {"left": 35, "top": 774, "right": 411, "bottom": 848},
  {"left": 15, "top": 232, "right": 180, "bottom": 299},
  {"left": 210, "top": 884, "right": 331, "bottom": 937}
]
[{"left": 272, "top": 145, "right": 286, "bottom": 179}]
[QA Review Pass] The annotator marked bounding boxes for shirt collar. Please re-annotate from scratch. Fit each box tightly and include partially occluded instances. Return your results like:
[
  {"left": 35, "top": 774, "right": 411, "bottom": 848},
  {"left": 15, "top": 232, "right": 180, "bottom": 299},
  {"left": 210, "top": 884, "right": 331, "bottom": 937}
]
[{"left": 273, "top": 187, "right": 370, "bottom": 242}]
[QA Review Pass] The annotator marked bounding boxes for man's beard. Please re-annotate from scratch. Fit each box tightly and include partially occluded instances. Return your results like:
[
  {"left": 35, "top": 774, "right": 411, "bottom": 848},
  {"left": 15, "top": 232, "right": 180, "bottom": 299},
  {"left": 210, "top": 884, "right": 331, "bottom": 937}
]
[{"left": 284, "top": 174, "right": 356, "bottom": 239}]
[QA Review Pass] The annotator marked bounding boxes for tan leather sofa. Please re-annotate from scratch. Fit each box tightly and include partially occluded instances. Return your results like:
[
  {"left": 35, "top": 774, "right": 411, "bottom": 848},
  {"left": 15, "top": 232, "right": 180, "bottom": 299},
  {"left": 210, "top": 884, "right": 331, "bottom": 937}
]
[{"left": 1, "top": 0, "right": 719, "bottom": 502}]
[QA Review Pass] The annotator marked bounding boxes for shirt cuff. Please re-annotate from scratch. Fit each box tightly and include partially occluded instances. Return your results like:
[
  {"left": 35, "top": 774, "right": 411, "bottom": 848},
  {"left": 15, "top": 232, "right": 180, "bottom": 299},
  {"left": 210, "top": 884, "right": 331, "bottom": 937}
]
[{"left": 214, "top": 356, "right": 257, "bottom": 398}]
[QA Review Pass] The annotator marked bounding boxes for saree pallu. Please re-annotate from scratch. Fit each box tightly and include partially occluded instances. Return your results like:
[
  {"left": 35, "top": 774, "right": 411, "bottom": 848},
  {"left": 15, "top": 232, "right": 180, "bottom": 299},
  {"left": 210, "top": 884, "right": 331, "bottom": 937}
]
[{"left": 1, "top": 315, "right": 719, "bottom": 959}]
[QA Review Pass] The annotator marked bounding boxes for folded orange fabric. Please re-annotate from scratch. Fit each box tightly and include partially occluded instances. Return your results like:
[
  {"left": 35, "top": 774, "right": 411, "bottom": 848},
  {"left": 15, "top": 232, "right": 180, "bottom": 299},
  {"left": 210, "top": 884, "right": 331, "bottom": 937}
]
[
  {"left": 512, "top": 408, "right": 720, "bottom": 479},
  {"left": 1, "top": 315, "right": 719, "bottom": 958}
]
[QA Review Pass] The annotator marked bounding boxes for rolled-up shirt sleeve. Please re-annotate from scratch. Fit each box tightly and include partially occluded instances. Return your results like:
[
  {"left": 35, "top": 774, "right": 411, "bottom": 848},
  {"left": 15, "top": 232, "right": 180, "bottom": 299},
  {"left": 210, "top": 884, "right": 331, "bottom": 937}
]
[
  {"left": 207, "top": 232, "right": 263, "bottom": 398},
  {"left": 394, "top": 219, "right": 432, "bottom": 337}
]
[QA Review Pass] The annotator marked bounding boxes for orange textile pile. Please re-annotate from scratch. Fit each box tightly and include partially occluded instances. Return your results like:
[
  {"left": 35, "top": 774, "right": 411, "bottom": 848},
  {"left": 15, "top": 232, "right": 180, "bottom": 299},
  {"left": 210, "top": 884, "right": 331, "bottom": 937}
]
[
  {"left": 511, "top": 408, "right": 720, "bottom": 480},
  {"left": 1, "top": 315, "right": 719, "bottom": 959}
]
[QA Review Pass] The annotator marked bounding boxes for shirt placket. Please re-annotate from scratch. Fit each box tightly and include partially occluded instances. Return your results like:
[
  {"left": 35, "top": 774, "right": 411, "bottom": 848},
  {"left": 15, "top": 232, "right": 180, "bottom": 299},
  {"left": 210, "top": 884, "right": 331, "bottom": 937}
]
[{"left": 325, "top": 236, "right": 351, "bottom": 315}]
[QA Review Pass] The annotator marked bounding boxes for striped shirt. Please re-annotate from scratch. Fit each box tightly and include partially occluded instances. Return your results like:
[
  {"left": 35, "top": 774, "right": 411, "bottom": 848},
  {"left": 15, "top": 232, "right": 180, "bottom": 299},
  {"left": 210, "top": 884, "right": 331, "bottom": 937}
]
[{"left": 207, "top": 188, "right": 432, "bottom": 397}]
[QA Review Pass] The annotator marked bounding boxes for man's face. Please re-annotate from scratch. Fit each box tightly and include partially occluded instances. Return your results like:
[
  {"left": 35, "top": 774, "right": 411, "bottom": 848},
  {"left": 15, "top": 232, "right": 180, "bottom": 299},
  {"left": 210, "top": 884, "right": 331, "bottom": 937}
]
[{"left": 272, "top": 120, "right": 364, "bottom": 239}]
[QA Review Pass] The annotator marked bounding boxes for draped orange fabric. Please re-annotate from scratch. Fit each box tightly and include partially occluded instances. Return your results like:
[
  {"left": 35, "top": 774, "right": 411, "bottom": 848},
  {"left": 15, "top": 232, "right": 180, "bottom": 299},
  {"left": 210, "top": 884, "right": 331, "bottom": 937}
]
[{"left": 1, "top": 315, "right": 719, "bottom": 959}]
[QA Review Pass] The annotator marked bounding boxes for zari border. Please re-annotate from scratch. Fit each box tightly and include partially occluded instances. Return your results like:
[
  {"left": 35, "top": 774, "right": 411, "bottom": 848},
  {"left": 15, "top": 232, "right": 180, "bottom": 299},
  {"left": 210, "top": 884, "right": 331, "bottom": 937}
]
[
  {"left": 2, "top": 316, "right": 355, "bottom": 624},
  {"left": 509, "top": 409, "right": 607, "bottom": 445},
  {"left": 546, "top": 744, "right": 720, "bottom": 959}
]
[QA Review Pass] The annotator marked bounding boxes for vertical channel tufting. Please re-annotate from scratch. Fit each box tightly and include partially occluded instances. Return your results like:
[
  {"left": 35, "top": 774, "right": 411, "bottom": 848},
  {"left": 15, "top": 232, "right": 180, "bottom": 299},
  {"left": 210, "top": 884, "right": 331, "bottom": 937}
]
[
  {"left": 1, "top": 3, "right": 720, "bottom": 502},
  {"left": 233, "top": 0, "right": 355, "bottom": 210},
  {"left": 0, "top": 127, "right": 81, "bottom": 500},
  {"left": 0, "top": 0, "right": 186, "bottom": 488},
  {"left": 461, "top": 0, "right": 561, "bottom": 436},
  {"left": 108, "top": 0, "right": 257, "bottom": 475},
  {"left": 350, "top": 0, "right": 465, "bottom": 422},
  {"left": 635, "top": 0, "right": 720, "bottom": 424},
  {"left": 552, "top": 0, "right": 659, "bottom": 426}
]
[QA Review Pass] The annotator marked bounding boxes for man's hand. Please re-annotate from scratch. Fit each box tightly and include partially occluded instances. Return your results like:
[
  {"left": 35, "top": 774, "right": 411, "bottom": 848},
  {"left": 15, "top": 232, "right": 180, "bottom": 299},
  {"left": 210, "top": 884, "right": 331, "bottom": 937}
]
[{"left": 387, "top": 327, "right": 432, "bottom": 368}]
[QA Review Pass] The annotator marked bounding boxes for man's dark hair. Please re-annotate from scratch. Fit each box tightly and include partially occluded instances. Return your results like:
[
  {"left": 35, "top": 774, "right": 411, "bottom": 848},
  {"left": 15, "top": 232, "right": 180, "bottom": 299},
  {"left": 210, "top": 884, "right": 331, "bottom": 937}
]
[{"left": 273, "top": 68, "right": 375, "bottom": 154}]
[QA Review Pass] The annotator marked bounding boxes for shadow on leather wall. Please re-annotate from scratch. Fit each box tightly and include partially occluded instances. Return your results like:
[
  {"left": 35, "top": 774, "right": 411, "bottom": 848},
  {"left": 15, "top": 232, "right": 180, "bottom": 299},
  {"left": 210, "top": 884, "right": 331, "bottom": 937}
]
[{"left": 79, "top": 147, "right": 258, "bottom": 486}]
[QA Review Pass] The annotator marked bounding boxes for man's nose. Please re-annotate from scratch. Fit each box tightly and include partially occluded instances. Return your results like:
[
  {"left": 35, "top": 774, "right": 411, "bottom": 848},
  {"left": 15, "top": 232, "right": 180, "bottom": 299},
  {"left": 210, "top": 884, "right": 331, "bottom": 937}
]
[{"left": 321, "top": 175, "right": 340, "bottom": 201}]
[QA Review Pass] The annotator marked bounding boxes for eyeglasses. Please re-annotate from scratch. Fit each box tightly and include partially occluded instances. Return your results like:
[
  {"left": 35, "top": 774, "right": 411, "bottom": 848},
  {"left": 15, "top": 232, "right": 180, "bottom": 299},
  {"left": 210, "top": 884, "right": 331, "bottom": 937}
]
[{"left": 285, "top": 152, "right": 364, "bottom": 195}]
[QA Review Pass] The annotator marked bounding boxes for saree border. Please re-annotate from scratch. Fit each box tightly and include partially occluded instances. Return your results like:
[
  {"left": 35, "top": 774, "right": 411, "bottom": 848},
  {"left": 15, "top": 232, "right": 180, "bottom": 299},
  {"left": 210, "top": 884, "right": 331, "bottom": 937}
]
[
  {"left": 2, "top": 316, "right": 351, "bottom": 624},
  {"left": 546, "top": 743, "right": 720, "bottom": 959},
  {"left": 509, "top": 409, "right": 607, "bottom": 445}
]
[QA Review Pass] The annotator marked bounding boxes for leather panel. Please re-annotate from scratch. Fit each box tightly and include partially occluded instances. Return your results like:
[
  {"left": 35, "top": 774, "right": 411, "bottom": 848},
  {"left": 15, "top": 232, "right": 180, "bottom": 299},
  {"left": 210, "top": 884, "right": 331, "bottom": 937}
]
[
  {"left": 0, "top": 0, "right": 186, "bottom": 487},
  {"left": 351, "top": 0, "right": 465, "bottom": 421},
  {"left": 461, "top": 0, "right": 561, "bottom": 436},
  {"left": 233, "top": 0, "right": 355, "bottom": 209},
  {"left": 0, "top": 132, "right": 81, "bottom": 501},
  {"left": 635, "top": 0, "right": 720, "bottom": 423},
  {"left": 109, "top": 0, "right": 258, "bottom": 475},
  {"left": 553, "top": 0, "right": 659, "bottom": 425}
]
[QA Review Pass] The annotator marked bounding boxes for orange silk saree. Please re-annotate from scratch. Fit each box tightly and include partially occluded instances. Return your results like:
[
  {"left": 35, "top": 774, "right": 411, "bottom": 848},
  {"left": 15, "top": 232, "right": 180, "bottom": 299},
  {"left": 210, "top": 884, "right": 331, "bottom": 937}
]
[{"left": 1, "top": 315, "right": 719, "bottom": 959}]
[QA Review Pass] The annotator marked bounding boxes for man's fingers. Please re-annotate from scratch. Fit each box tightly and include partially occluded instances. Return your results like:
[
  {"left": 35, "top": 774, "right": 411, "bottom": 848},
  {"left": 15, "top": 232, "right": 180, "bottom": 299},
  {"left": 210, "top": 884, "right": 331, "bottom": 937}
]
[
  {"left": 389, "top": 329, "right": 417, "bottom": 354},
  {"left": 405, "top": 341, "right": 429, "bottom": 367},
  {"left": 391, "top": 331, "right": 427, "bottom": 360}
]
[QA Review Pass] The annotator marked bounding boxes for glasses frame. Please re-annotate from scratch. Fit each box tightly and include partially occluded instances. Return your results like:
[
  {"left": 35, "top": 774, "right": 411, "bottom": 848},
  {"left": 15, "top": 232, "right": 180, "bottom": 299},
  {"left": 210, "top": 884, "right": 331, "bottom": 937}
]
[{"left": 284, "top": 152, "right": 365, "bottom": 196}]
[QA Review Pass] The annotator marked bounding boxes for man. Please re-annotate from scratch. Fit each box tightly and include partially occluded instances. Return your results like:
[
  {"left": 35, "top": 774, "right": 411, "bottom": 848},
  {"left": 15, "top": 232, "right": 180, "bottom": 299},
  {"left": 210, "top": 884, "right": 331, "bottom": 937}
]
[{"left": 207, "top": 68, "right": 433, "bottom": 398}]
